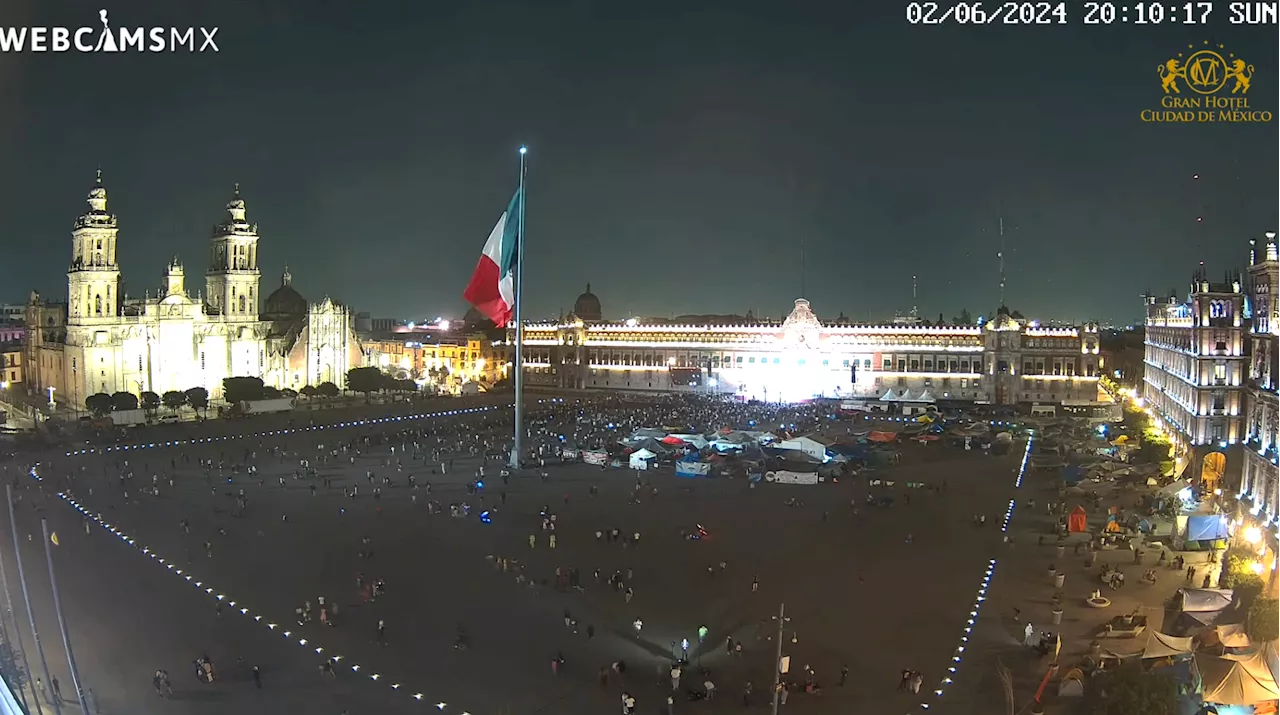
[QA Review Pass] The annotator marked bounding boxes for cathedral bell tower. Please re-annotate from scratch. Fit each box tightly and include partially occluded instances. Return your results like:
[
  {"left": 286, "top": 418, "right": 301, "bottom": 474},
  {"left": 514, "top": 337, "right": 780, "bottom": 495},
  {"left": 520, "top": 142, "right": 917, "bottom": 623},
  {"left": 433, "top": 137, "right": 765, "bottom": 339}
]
[
  {"left": 205, "top": 184, "right": 262, "bottom": 321},
  {"left": 67, "top": 169, "right": 122, "bottom": 324}
]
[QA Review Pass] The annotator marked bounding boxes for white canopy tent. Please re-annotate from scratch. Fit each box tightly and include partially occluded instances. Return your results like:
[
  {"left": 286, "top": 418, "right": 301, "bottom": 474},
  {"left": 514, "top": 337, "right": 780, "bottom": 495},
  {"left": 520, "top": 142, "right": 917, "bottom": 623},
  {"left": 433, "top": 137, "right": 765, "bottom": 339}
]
[{"left": 1197, "top": 650, "right": 1280, "bottom": 705}]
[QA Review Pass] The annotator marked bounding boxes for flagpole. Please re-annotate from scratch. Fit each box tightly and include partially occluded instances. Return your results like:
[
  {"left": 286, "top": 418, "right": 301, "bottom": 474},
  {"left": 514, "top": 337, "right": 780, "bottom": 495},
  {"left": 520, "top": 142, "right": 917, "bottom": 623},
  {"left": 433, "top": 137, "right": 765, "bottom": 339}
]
[
  {"left": 40, "top": 520, "right": 88, "bottom": 715},
  {"left": 7, "top": 486, "right": 59, "bottom": 715},
  {"left": 510, "top": 145, "right": 527, "bottom": 471}
]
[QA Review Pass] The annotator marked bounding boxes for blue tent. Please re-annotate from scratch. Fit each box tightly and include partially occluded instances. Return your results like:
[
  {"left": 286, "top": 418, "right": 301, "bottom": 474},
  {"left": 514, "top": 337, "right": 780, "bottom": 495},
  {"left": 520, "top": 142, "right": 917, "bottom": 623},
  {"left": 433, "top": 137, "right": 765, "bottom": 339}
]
[
  {"left": 1062, "top": 465, "right": 1086, "bottom": 485},
  {"left": 1186, "top": 515, "right": 1229, "bottom": 542}
]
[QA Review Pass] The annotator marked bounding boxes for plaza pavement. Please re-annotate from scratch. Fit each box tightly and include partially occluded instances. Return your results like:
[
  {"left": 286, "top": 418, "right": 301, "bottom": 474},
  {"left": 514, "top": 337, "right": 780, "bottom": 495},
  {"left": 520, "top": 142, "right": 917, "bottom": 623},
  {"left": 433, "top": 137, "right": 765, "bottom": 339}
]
[
  {"left": 947, "top": 440, "right": 1221, "bottom": 715},
  {"left": 4, "top": 398, "right": 1029, "bottom": 714}
]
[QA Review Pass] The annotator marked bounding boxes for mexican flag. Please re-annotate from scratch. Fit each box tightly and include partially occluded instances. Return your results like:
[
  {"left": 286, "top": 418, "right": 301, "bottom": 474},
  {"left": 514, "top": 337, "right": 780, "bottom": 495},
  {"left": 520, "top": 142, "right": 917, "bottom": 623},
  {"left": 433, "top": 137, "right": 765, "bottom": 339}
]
[{"left": 462, "top": 189, "right": 522, "bottom": 328}]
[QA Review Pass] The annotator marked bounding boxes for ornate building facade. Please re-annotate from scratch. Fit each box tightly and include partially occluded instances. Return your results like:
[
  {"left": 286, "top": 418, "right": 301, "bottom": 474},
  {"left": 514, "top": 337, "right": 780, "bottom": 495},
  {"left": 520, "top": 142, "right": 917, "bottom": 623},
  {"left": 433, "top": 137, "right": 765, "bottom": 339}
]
[
  {"left": 516, "top": 290, "right": 1102, "bottom": 408},
  {"left": 22, "top": 173, "right": 362, "bottom": 409},
  {"left": 1239, "top": 235, "right": 1280, "bottom": 526},
  {"left": 1142, "top": 269, "right": 1248, "bottom": 484}
]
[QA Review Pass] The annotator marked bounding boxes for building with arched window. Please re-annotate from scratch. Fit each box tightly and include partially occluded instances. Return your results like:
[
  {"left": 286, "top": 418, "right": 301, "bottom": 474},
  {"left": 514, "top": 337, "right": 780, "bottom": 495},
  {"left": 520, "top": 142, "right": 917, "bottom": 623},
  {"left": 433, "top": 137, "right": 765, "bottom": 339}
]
[
  {"left": 22, "top": 173, "right": 362, "bottom": 409},
  {"left": 514, "top": 291, "right": 1103, "bottom": 408}
]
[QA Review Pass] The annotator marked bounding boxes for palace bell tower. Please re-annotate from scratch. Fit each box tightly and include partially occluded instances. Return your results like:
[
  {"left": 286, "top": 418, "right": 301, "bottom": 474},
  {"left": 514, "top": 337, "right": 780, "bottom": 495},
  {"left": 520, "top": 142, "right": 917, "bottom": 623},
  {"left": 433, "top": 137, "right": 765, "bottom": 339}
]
[
  {"left": 205, "top": 184, "right": 262, "bottom": 321},
  {"left": 67, "top": 169, "right": 122, "bottom": 324}
]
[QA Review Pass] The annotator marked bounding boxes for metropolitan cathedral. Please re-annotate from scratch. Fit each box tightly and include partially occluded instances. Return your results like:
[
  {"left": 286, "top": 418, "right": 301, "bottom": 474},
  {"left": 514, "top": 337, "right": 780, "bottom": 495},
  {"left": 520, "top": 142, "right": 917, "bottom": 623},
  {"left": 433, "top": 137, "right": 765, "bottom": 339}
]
[{"left": 23, "top": 172, "right": 363, "bottom": 409}]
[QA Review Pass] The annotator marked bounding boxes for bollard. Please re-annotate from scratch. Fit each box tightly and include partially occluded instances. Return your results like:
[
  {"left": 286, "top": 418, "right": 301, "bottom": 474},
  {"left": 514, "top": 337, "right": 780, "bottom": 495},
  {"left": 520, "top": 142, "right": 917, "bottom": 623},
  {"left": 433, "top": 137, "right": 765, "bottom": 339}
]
[
  {"left": 1056, "top": 545, "right": 1066, "bottom": 559},
  {"left": 1052, "top": 608, "right": 1063, "bottom": 625},
  {"left": 1054, "top": 573, "right": 1065, "bottom": 588}
]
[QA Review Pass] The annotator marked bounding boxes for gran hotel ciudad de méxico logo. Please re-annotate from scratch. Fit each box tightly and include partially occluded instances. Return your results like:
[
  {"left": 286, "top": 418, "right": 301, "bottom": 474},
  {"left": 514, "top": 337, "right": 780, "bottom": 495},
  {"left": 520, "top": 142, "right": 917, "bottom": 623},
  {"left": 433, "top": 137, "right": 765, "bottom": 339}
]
[{"left": 0, "top": 9, "right": 219, "bottom": 53}]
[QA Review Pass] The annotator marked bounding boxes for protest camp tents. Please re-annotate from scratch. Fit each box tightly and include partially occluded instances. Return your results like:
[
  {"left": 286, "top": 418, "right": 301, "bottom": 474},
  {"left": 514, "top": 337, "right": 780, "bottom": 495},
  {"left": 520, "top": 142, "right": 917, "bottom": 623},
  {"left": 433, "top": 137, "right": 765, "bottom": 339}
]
[
  {"left": 775, "top": 436, "right": 828, "bottom": 462},
  {"left": 628, "top": 448, "right": 657, "bottom": 470},
  {"left": 1196, "top": 651, "right": 1280, "bottom": 705}
]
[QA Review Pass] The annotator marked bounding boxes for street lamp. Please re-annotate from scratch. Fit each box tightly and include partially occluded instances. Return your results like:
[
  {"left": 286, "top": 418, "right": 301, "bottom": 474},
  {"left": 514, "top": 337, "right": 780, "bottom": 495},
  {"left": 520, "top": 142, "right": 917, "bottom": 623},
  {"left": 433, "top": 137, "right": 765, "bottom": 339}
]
[{"left": 770, "top": 603, "right": 799, "bottom": 715}]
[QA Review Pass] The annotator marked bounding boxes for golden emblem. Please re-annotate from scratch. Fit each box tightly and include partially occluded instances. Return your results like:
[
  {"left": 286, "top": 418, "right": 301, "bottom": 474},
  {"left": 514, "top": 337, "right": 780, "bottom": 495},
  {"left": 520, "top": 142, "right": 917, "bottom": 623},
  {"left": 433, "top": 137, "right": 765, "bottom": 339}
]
[{"left": 1159, "top": 42, "right": 1253, "bottom": 95}]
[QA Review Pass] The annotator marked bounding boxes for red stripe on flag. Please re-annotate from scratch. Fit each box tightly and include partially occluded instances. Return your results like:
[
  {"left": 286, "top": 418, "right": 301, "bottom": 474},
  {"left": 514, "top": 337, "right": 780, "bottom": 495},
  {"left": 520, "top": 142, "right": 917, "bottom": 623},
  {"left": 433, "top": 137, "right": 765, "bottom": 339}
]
[{"left": 462, "top": 254, "right": 513, "bottom": 327}]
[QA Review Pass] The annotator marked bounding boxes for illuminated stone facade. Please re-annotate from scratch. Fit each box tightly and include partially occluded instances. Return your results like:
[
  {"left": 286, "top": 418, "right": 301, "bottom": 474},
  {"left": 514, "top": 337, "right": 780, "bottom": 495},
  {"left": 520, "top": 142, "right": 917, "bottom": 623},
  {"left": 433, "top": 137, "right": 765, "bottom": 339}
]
[
  {"left": 22, "top": 174, "right": 362, "bottom": 409},
  {"left": 1142, "top": 269, "right": 1247, "bottom": 483},
  {"left": 1241, "top": 233, "right": 1279, "bottom": 536},
  {"left": 516, "top": 298, "right": 1101, "bottom": 406},
  {"left": 363, "top": 335, "right": 506, "bottom": 392}
]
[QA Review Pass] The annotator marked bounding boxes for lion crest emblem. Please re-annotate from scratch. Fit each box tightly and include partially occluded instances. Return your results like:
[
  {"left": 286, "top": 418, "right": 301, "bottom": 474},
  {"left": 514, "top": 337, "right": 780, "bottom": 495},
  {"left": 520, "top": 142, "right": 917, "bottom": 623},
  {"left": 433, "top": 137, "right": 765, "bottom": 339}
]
[
  {"left": 1226, "top": 58, "right": 1253, "bottom": 94},
  {"left": 1158, "top": 58, "right": 1187, "bottom": 94}
]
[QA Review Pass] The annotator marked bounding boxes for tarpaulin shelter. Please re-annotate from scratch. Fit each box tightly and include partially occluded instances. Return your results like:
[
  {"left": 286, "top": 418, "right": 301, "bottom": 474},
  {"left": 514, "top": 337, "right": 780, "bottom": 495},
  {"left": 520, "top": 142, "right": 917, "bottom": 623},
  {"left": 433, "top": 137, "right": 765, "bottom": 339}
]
[
  {"left": 1063, "top": 466, "right": 1086, "bottom": 485},
  {"left": 1178, "top": 588, "right": 1236, "bottom": 613},
  {"left": 1068, "top": 505, "right": 1089, "bottom": 533},
  {"left": 775, "top": 436, "right": 828, "bottom": 462},
  {"left": 1204, "top": 624, "right": 1253, "bottom": 649},
  {"left": 1100, "top": 632, "right": 1195, "bottom": 660},
  {"left": 867, "top": 431, "right": 898, "bottom": 443},
  {"left": 1187, "top": 515, "right": 1230, "bottom": 542},
  {"left": 1145, "top": 632, "right": 1196, "bottom": 659},
  {"left": 879, "top": 389, "right": 899, "bottom": 402},
  {"left": 1197, "top": 651, "right": 1280, "bottom": 705}
]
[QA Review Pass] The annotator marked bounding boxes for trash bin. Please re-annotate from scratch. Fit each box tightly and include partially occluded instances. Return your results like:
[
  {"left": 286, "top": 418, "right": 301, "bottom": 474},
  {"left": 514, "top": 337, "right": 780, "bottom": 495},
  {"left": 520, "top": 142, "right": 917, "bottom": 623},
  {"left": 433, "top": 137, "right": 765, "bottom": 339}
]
[
  {"left": 1054, "top": 573, "right": 1066, "bottom": 588},
  {"left": 1056, "top": 545, "right": 1066, "bottom": 559},
  {"left": 1052, "top": 608, "right": 1063, "bottom": 625}
]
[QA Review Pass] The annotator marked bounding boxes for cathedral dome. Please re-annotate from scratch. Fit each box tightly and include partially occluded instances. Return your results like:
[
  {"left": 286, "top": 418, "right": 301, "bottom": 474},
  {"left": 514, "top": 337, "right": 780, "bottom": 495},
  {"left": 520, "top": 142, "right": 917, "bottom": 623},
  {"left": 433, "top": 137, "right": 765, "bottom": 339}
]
[
  {"left": 263, "top": 267, "right": 307, "bottom": 318},
  {"left": 573, "top": 283, "right": 602, "bottom": 322}
]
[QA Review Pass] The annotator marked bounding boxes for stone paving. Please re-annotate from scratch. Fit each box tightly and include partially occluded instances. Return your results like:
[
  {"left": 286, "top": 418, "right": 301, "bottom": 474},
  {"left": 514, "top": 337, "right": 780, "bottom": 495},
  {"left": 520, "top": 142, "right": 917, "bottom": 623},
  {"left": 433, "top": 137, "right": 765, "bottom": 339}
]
[{"left": 4, "top": 399, "right": 1029, "bottom": 714}]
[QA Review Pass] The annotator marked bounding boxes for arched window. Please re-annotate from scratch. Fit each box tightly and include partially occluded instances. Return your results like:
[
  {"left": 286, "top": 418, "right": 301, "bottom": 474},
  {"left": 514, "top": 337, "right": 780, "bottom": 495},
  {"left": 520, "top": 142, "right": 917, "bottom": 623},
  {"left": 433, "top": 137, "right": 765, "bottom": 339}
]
[
  {"left": 239, "top": 295, "right": 247, "bottom": 313},
  {"left": 94, "top": 294, "right": 102, "bottom": 316}
]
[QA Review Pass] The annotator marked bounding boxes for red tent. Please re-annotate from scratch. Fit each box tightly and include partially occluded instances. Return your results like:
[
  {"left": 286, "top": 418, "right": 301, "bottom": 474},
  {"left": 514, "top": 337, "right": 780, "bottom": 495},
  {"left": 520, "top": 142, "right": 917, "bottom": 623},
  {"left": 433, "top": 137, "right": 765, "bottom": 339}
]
[
  {"left": 661, "top": 436, "right": 688, "bottom": 445},
  {"left": 1068, "top": 505, "right": 1089, "bottom": 533}
]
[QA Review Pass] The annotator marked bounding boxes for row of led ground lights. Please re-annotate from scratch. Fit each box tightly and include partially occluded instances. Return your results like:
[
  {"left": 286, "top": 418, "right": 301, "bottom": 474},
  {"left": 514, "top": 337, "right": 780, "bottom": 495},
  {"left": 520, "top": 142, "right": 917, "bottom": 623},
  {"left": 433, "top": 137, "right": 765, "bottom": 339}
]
[
  {"left": 62, "top": 400, "right": 568, "bottom": 458},
  {"left": 922, "top": 436, "right": 1033, "bottom": 709},
  {"left": 43, "top": 402, "right": 579, "bottom": 712}
]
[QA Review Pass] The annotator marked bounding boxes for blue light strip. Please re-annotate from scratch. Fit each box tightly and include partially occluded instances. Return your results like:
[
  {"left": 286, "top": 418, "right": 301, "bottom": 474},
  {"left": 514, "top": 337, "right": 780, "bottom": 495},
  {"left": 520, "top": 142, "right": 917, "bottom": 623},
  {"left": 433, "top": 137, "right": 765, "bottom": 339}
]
[
  {"left": 37, "top": 398, "right": 567, "bottom": 713},
  {"left": 922, "top": 435, "right": 1032, "bottom": 709}
]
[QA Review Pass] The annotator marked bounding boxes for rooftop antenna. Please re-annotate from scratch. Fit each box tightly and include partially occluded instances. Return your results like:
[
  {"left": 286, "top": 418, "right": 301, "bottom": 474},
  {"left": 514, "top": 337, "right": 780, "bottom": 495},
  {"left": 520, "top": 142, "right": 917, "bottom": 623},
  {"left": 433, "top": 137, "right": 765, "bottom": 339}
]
[
  {"left": 800, "top": 236, "right": 807, "bottom": 299},
  {"left": 997, "top": 213, "right": 1007, "bottom": 307},
  {"left": 910, "top": 275, "right": 918, "bottom": 319}
]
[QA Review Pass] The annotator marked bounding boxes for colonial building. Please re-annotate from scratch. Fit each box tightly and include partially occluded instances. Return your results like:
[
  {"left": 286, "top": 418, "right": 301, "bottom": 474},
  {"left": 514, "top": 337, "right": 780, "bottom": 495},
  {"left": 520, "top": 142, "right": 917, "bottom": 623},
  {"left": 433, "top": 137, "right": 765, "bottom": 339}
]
[
  {"left": 516, "top": 288, "right": 1102, "bottom": 409},
  {"left": 23, "top": 172, "right": 362, "bottom": 410},
  {"left": 1239, "top": 235, "right": 1280, "bottom": 526},
  {"left": 363, "top": 333, "right": 506, "bottom": 392},
  {"left": 1142, "top": 268, "right": 1248, "bottom": 486}
]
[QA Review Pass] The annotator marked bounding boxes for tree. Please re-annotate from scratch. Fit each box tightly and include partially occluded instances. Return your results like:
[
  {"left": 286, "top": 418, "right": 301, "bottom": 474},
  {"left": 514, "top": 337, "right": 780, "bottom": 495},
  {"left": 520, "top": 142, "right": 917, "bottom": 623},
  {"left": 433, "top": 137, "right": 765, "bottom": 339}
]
[
  {"left": 184, "top": 387, "right": 209, "bottom": 417},
  {"left": 140, "top": 390, "right": 161, "bottom": 416},
  {"left": 84, "top": 392, "right": 113, "bottom": 417},
  {"left": 1247, "top": 597, "right": 1279, "bottom": 642},
  {"left": 299, "top": 385, "right": 318, "bottom": 399},
  {"left": 317, "top": 381, "right": 339, "bottom": 399},
  {"left": 161, "top": 390, "right": 187, "bottom": 414},
  {"left": 952, "top": 309, "right": 974, "bottom": 325},
  {"left": 1222, "top": 547, "right": 1265, "bottom": 600},
  {"left": 347, "top": 366, "right": 388, "bottom": 401},
  {"left": 110, "top": 391, "right": 139, "bottom": 411},
  {"left": 1087, "top": 661, "right": 1176, "bottom": 715},
  {"left": 262, "top": 386, "right": 283, "bottom": 399},
  {"left": 223, "top": 376, "right": 266, "bottom": 405},
  {"left": 280, "top": 388, "right": 298, "bottom": 398}
]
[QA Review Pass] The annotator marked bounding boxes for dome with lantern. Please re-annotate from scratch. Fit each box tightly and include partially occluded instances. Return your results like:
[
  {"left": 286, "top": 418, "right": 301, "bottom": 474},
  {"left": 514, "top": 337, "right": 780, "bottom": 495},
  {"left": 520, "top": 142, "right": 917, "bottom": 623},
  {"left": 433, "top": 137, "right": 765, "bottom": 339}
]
[{"left": 573, "top": 283, "right": 603, "bottom": 322}]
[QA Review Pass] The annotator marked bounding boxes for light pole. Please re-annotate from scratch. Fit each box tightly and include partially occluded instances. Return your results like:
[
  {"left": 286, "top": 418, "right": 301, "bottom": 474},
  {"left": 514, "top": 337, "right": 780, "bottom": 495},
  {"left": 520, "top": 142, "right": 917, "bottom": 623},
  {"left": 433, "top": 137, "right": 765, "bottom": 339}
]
[{"left": 770, "top": 603, "right": 798, "bottom": 715}]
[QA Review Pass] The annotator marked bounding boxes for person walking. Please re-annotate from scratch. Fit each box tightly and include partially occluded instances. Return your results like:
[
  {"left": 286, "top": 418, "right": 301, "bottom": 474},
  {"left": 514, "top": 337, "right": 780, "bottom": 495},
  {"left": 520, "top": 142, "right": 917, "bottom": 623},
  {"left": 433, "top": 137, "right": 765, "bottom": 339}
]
[
  {"left": 252, "top": 665, "right": 261, "bottom": 688},
  {"left": 376, "top": 619, "right": 386, "bottom": 644}
]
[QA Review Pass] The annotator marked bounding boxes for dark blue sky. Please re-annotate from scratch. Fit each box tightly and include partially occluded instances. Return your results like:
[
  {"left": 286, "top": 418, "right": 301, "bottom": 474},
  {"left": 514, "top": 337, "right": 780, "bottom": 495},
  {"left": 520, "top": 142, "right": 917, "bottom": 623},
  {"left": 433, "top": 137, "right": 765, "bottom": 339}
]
[{"left": 0, "top": 0, "right": 1275, "bottom": 325}]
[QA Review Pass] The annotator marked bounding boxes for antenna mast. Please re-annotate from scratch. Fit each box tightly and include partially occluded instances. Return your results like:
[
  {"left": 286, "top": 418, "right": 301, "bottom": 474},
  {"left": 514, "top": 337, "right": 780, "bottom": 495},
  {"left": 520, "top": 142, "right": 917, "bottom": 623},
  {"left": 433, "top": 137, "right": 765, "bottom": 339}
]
[
  {"left": 997, "top": 215, "right": 1007, "bottom": 307},
  {"left": 911, "top": 275, "right": 918, "bottom": 319}
]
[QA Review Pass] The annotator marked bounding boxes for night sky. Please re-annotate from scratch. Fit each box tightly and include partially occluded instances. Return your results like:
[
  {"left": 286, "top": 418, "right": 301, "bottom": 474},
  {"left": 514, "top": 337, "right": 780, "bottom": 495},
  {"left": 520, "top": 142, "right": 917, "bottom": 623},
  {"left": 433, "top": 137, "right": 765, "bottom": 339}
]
[{"left": 0, "top": 0, "right": 1275, "bottom": 325}]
